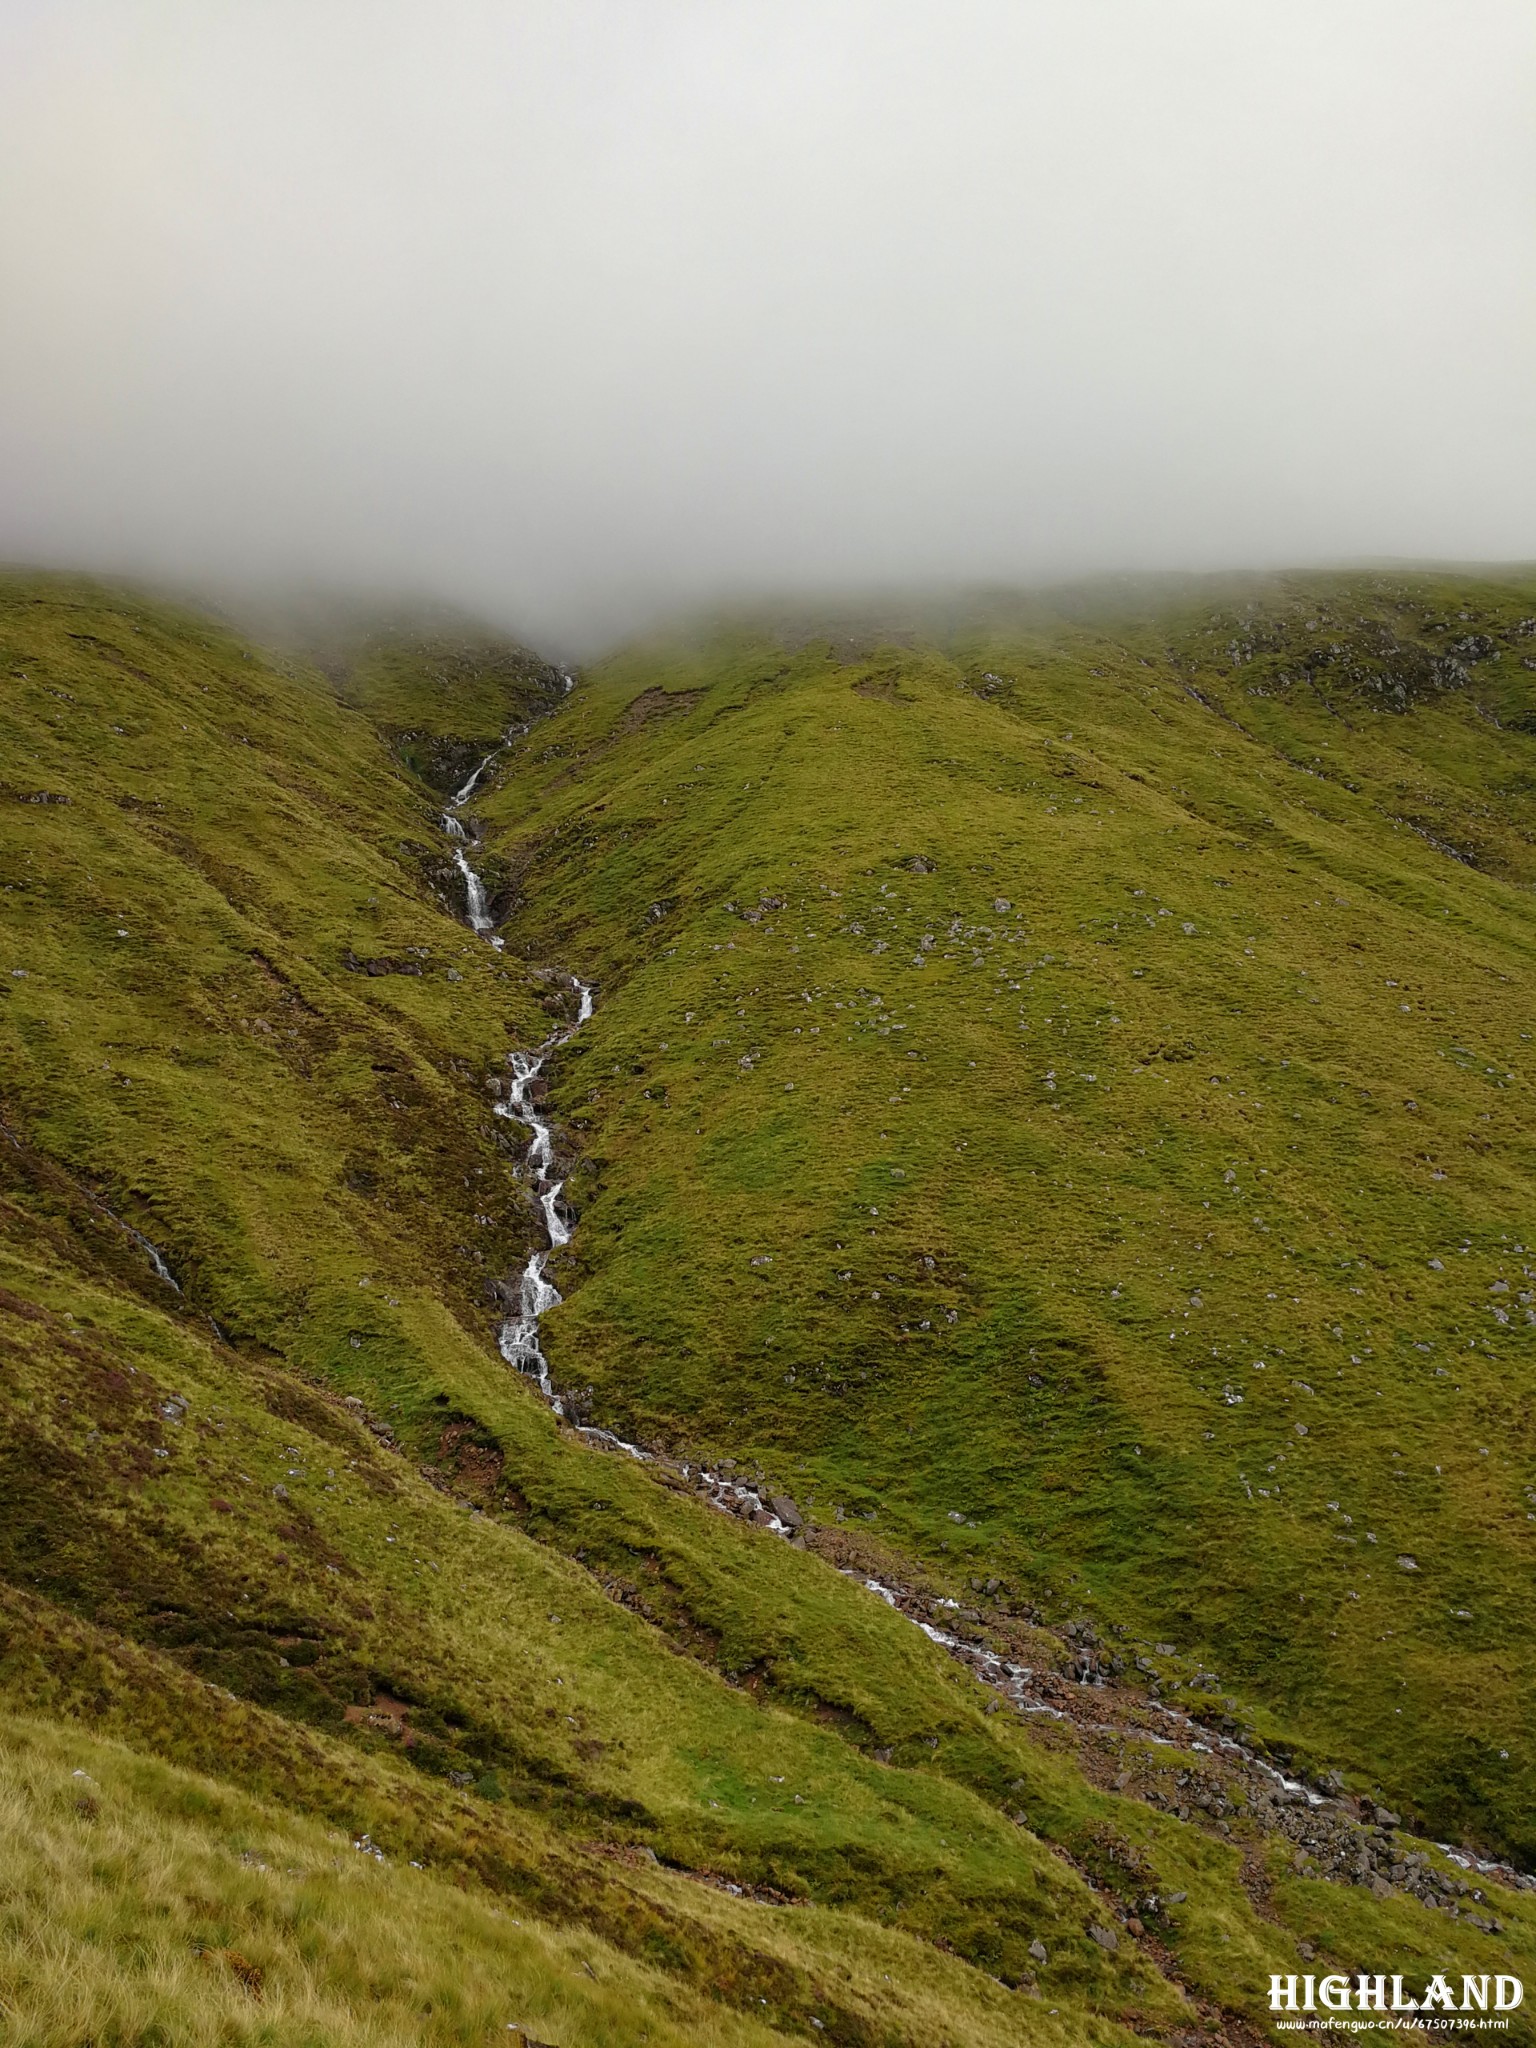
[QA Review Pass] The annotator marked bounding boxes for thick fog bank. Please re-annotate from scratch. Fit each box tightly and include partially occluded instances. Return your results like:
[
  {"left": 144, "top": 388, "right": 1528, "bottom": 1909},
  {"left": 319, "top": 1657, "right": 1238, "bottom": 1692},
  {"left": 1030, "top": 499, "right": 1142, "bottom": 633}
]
[{"left": 1, "top": 2, "right": 1532, "bottom": 654}]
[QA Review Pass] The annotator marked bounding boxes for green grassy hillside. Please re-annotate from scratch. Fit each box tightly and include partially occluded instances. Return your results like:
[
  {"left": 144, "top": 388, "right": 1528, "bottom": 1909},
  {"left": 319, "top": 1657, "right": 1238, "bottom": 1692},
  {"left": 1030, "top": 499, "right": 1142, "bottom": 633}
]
[
  {"left": 3, "top": 568, "right": 1535, "bottom": 2044},
  {"left": 474, "top": 571, "right": 1536, "bottom": 1860}
]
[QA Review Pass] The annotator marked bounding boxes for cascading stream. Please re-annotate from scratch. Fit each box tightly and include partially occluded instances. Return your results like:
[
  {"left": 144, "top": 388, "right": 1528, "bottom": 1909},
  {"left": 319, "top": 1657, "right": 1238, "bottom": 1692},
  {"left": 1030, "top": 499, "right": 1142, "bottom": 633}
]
[
  {"left": 435, "top": 736, "right": 795, "bottom": 1507},
  {"left": 437, "top": 712, "right": 599, "bottom": 1407},
  {"left": 491, "top": 985, "right": 594, "bottom": 1410},
  {"left": 443, "top": 737, "right": 519, "bottom": 946}
]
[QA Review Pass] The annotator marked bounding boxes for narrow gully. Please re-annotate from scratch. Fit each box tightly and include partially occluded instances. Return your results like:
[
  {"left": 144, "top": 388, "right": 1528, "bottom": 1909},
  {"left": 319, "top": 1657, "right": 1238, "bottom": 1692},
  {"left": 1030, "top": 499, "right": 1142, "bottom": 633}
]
[{"left": 440, "top": 740, "right": 803, "bottom": 1515}]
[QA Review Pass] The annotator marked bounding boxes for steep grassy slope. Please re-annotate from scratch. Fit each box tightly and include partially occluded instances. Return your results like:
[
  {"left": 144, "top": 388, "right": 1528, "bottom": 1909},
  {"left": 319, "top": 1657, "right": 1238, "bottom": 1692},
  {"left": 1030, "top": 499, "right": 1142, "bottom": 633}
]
[
  {"left": 475, "top": 570, "right": 1536, "bottom": 1871},
  {"left": 3, "top": 569, "right": 1536, "bottom": 2044}
]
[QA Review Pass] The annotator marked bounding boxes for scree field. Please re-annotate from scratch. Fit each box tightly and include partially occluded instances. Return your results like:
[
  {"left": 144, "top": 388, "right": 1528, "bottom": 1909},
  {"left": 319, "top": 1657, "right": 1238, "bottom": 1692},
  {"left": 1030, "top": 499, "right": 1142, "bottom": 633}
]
[{"left": 2, "top": 567, "right": 1535, "bottom": 2045}]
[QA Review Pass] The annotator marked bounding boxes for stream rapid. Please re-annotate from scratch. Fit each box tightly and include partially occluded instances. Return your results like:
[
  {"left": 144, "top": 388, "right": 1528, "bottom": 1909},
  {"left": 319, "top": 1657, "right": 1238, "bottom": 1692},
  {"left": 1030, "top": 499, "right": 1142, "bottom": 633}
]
[
  {"left": 445, "top": 746, "right": 507, "bottom": 942},
  {"left": 492, "top": 986, "right": 594, "bottom": 1409}
]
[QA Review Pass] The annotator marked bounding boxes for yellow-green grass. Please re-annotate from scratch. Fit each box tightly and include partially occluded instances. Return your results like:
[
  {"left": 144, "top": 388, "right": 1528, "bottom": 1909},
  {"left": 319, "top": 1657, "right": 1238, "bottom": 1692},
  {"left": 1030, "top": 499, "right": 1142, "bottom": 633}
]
[
  {"left": 0, "top": 1713, "right": 802, "bottom": 2048},
  {"left": 0, "top": 1226, "right": 1204, "bottom": 2034}
]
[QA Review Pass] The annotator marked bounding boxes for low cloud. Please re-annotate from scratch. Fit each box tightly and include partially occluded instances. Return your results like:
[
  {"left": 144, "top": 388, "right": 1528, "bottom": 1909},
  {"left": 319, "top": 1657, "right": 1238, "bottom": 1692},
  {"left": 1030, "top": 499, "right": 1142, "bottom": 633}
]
[{"left": 1, "top": 1, "right": 1532, "bottom": 654}]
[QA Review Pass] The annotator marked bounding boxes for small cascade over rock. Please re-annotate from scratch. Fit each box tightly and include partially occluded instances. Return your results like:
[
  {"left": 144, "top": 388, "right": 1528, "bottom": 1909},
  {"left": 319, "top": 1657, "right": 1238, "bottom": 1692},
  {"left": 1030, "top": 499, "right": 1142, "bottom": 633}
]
[
  {"left": 452, "top": 845, "right": 494, "bottom": 936},
  {"left": 442, "top": 739, "right": 514, "bottom": 946},
  {"left": 132, "top": 1227, "right": 181, "bottom": 1292}
]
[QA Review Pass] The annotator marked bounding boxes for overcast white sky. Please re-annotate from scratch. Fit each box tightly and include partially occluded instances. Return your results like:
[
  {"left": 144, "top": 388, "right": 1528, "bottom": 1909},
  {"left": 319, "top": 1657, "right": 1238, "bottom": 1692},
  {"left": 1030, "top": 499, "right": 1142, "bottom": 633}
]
[{"left": 0, "top": 2, "right": 1532, "bottom": 651}]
